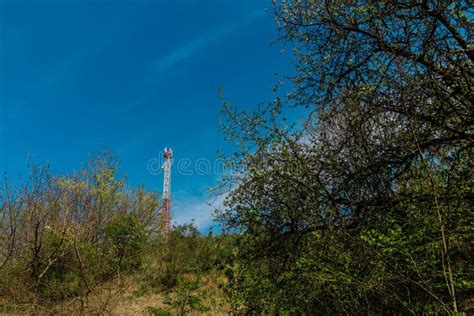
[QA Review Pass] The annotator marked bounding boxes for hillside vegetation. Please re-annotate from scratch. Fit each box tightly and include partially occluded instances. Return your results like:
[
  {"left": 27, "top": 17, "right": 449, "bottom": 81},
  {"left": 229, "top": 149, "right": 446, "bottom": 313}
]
[
  {"left": 1, "top": 0, "right": 473, "bottom": 314},
  {"left": 215, "top": 0, "right": 473, "bottom": 314},
  {"left": 0, "top": 152, "right": 231, "bottom": 314}
]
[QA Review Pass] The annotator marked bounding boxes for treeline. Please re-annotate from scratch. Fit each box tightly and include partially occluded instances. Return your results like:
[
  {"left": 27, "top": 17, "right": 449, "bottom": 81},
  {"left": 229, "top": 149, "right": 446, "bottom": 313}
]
[
  {"left": 216, "top": 0, "right": 473, "bottom": 314},
  {"left": 0, "top": 152, "right": 230, "bottom": 314},
  {"left": 1, "top": 1, "right": 473, "bottom": 314}
]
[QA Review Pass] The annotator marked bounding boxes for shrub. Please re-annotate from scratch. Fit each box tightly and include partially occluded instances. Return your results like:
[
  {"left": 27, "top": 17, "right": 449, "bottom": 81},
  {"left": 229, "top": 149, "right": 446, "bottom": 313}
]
[{"left": 105, "top": 212, "right": 147, "bottom": 273}]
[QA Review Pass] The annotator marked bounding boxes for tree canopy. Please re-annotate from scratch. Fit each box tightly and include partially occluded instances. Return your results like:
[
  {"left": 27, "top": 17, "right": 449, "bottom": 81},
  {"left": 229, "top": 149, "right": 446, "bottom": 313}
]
[{"left": 218, "top": 1, "right": 473, "bottom": 313}]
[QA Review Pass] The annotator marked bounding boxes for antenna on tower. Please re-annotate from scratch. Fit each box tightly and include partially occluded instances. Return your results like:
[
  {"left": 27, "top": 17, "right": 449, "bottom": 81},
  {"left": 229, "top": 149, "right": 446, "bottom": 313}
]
[{"left": 161, "top": 147, "right": 173, "bottom": 236}]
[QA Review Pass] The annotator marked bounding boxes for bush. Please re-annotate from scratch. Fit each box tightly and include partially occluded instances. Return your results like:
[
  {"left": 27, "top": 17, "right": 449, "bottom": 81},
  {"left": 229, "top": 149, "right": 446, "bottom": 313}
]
[{"left": 105, "top": 212, "right": 147, "bottom": 273}]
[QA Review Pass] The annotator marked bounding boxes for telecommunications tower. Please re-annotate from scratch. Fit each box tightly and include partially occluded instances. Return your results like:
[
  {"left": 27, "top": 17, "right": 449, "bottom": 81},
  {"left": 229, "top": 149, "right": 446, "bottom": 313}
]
[{"left": 162, "top": 147, "right": 173, "bottom": 235}]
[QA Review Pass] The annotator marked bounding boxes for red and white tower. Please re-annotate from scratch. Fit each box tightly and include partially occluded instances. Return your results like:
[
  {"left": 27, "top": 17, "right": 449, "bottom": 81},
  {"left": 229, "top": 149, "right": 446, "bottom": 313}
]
[{"left": 161, "top": 147, "right": 173, "bottom": 236}]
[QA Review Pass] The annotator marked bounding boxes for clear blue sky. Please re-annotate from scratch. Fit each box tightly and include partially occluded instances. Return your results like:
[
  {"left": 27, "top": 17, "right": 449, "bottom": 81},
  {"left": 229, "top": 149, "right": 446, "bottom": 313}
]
[{"left": 0, "top": 0, "right": 294, "bottom": 231}]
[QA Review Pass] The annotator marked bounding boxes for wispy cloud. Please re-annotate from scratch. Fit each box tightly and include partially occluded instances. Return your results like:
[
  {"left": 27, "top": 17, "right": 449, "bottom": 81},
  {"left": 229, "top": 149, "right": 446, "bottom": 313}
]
[
  {"left": 152, "top": 10, "right": 264, "bottom": 72},
  {"left": 172, "top": 191, "right": 227, "bottom": 231}
]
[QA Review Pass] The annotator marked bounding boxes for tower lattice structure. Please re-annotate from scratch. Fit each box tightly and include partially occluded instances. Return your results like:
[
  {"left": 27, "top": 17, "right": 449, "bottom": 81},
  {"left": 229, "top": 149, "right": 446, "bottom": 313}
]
[{"left": 161, "top": 147, "right": 172, "bottom": 236}]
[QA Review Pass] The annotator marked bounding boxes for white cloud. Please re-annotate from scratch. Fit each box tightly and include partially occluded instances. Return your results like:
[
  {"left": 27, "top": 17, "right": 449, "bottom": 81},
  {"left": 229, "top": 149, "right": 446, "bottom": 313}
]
[
  {"left": 171, "top": 191, "right": 227, "bottom": 231},
  {"left": 152, "top": 10, "right": 264, "bottom": 72}
]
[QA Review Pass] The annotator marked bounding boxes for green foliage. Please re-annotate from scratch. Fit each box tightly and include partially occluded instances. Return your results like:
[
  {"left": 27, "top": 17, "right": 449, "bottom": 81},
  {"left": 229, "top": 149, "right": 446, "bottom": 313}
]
[
  {"left": 105, "top": 212, "right": 147, "bottom": 272},
  {"left": 217, "top": 1, "right": 473, "bottom": 313},
  {"left": 163, "top": 276, "right": 211, "bottom": 315},
  {"left": 0, "top": 1, "right": 471, "bottom": 314},
  {"left": 0, "top": 152, "right": 162, "bottom": 310},
  {"left": 142, "top": 223, "right": 226, "bottom": 291},
  {"left": 38, "top": 229, "right": 81, "bottom": 301}
]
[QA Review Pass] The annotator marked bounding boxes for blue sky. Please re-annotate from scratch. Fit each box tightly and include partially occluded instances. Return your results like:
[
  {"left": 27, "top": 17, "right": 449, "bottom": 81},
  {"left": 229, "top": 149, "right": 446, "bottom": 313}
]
[{"left": 0, "top": 0, "right": 294, "bottom": 231}]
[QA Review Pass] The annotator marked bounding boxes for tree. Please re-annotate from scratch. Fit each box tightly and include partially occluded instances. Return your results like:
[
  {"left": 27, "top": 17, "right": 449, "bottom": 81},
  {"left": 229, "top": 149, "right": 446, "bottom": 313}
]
[
  {"left": 0, "top": 151, "right": 161, "bottom": 312},
  {"left": 218, "top": 1, "right": 473, "bottom": 313}
]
